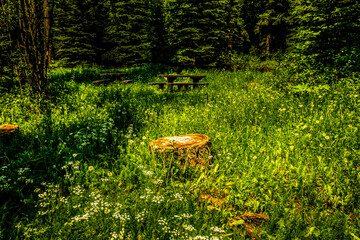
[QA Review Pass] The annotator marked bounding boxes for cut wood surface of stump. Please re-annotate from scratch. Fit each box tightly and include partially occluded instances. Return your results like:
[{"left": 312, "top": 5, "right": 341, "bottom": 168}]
[
  {"left": 0, "top": 124, "right": 19, "bottom": 136},
  {"left": 149, "top": 134, "right": 212, "bottom": 167}
]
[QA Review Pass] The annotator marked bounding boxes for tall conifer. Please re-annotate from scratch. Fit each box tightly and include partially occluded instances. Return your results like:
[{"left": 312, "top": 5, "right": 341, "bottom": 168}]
[{"left": 102, "top": 0, "right": 152, "bottom": 67}]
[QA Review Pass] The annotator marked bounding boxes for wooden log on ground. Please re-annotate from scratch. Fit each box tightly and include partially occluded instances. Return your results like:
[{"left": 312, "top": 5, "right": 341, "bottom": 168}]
[
  {"left": 149, "top": 134, "right": 212, "bottom": 167},
  {"left": 0, "top": 124, "right": 19, "bottom": 136}
]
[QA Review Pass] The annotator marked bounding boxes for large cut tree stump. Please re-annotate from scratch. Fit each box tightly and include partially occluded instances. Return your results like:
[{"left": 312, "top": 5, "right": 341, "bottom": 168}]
[
  {"left": 149, "top": 134, "right": 212, "bottom": 167},
  {"left": 0, "top": 124, "right": 18, "bottom": 136}
]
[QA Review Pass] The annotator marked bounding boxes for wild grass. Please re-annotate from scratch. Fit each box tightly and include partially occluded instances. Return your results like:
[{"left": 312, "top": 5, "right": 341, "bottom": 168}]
[{"left": 0, "top": 67, "right": 359, "bottom": 239}]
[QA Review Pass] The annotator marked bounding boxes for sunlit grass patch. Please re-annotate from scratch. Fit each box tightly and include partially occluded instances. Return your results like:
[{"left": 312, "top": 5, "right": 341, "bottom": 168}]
[{"left": 1, "top": 68, "right": 360, "bottom": 239}]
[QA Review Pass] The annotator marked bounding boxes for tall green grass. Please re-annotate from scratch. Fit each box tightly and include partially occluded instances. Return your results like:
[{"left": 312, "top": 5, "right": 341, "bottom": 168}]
[{"left": 1, "top": 68, "right": 359, "bottom": 239}]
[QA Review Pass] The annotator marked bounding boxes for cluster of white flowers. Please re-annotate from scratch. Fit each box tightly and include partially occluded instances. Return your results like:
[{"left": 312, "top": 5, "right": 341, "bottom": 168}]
[
  {"left": 109, "top": 229, "right": 125, "bottom": 240},
  {"left": 183, "top": 224, "right": 195, "bottom": 232},
  {"left": 173, "top": 193, "right": 184, "bottom": 201},
  {"left": 152, "top": 195, "right": 165, "bottom": 204},
  {"left": 135, "top": 210, "right": 147, "bottom": 222},
  {"left": 174, "top": 213, "right": 193, "bottom": 220},
  {"left": 71, "top": 213, "right": 91, "bottom": 223},
  {"left": 158, "top": 217, "right": 170, "bottom": 232},
  {"left": 142, "top": 170, "right": 154, "bottom": 176},
  {"left": 190, "top": 236, "right": 221, "bottom": 240},
  {"left": 112, "top": 211, "right": 130, "bottom": 222},
  {"left": 140, "top": 187, "right": 154, "bottom": 200},
  {"left": 154, "top": 178, "right": 164, "bottom": 185},
  {"left": 72, "top": 185, "right": 84, "bottom": 196},
  {"left": 210, "top": 226, "right": 225, "bottom": 234}
]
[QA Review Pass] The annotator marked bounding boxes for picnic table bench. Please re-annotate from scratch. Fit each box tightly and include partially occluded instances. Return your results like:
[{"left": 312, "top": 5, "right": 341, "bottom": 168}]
[
  {"left": 93, "top": 73, "right": 130, "bottom": 85},
  {"left": 149, "top": 74, "right": 208, "bottom": 91}
]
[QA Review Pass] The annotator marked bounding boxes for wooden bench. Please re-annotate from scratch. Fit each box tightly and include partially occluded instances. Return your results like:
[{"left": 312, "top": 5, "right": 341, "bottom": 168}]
[
  {"left": 99, "top": 73, "right": 128, "bottom": 80},
  {"left": 149, "top": 74, "right": 208, "bottom": 91},
  {"left": 148, "top": 82, "right": 167, "bottom": 90},
  {"left": 92, "top": 79, "right": 133, "bottom": 85},
  {"left": 93, "top": 73, "right": 130, "bottom": 85}
]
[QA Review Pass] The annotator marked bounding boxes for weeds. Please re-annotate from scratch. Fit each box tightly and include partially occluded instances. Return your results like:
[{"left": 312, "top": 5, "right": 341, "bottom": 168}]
[{"left": 1, "top": 68, "right": 359, "bottom": 239}]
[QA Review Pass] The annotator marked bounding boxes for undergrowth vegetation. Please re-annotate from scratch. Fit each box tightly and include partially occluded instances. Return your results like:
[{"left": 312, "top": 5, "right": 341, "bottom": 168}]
[{"left": 1, "top": 68, "right": 360, "bottom": 239}]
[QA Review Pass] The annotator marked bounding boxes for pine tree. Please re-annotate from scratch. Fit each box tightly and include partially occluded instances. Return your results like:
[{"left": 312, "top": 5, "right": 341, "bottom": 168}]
[
  {"left": 102, "top": 0, "right": 152, "bottom": 67},
  {"left": 149, "top": 0, "right": 169, "bottom": 64},
  {"left": 0, "top": 0, "right": 17, "bottom": 89},
  {"left": 53, "top": 0, "right": 106, "bottom": 67},
  {"left": 254, "top": 0, "right": 291, "bottom": 57},
  {"left": 168, "top": 0, "right": 236, "bottom": 68},
  {"left": 290, "top": 0, "right": 360, "bottom": 80},
  {"left": 220, "top": 0, "right": 249, "bottom": 67},
  {"left": 241, "top": 0, "right": 267, "bottom": 55}
]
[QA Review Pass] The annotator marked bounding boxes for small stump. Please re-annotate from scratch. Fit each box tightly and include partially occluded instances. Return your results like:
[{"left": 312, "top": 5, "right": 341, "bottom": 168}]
[
  {"left": 0, "top": 124, "right": 18, "bottom": 136},
  {"left": 149, "top": 134, "right": 212, "bottom": 167}
]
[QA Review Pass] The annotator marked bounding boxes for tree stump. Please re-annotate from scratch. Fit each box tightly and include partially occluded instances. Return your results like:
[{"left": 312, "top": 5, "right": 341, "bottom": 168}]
[
  {"left": 149, "top": 134, "right": 212, "bottom": 167},
  {"left": 0, "top": 124, "right": 19, "bottom": 136}
]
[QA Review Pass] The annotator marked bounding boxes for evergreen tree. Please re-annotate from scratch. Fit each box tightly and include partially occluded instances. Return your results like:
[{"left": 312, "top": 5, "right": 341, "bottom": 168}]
[
  {"left": 168, "top": 0, "right": 234, "bottom": 68},
  {"left": 241, "top": 0, "right": 267, "bottom": 55},
  {"left": 221, "top": 0, "right": 249, "bottom": 67},
  {"left": 149, "top": 0, "right": 169, "bottom": 64},
  {"left": 289, "top": 0, "right": 360, "bottom": 80},
  {"left": 53, "top": 0, "right": 106, "bottom": 67},
  {"left": 254, "top": 0, "right": 290, "bottom": 57},
  {"left": 102, "top": 0, "right": 152, "bottom": 67},
  {"left": 0, "top": 0, "right": 17, "bottom": 89}
]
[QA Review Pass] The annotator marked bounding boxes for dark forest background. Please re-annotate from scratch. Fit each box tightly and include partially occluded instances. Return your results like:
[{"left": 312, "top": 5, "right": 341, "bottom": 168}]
[{"left": 1, "top": 0, "right": 360, "bottom": 93}]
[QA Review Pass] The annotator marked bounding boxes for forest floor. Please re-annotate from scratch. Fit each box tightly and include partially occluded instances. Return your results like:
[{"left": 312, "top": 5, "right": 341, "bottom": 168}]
[{"left": 1, "top": 68, "right": 360, "bottom": 239}]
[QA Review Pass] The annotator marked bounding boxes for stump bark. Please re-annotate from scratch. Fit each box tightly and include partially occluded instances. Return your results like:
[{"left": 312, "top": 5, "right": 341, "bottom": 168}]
[
  {"left": 149, "top": 134, "right": 212, "bottom": 167},
  {"left": 0, "top": 124, "right": 18, "bottom": 136}
]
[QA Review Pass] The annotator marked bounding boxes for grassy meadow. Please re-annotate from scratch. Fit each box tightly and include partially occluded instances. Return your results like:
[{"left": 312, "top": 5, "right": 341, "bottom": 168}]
[{"left": 1, "top": 67, "right": 360, "bottom": 239}]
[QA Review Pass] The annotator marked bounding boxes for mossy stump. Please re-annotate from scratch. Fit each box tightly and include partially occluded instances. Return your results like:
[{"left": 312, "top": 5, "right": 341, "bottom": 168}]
[
  {"left": 0, "top": 124, "right": 19, "bottom": 136},
  {"left": 149, "top": 134, "right": 212, "bottom": 167}
]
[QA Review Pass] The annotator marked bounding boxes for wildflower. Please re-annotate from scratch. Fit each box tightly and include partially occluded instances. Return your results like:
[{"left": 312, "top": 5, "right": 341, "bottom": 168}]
[
  {"left": 174, "top": 193, "right": 184, "bottom": 200},
  {"left": 107, "top": 171, "right": 113, "bottom": 177},
  {"left": 135, "top": 210, "right": 147, "bottom": 222},
  {"left": 325, "top": 136, "right": 330, "bottom": 140},
  {"left": 183, "top": 224, "right": 195, "bottom": 232},
  {"left": 88, "top": 166, "right": 94, "bottom": 171},
  {"left": 152, "top": 195, "right": 165, "bottom": 204},
  {"left": 211, "top": 226, "right": 225, "bottom": 233},
  {"left": 143, "top": 170, "right": 154, "bottom": 176},
  {"left": 142, "top": 136, "right": 147, "bottom": 140},
  {"left": 154, "top": 179, "right": 164, "bottom": 185}
]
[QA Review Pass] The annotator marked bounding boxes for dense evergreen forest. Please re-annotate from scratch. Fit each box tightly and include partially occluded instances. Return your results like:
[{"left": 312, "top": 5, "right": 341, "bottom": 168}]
[{"left": 1, "top": 0, "right": 359, "bottom": 94}]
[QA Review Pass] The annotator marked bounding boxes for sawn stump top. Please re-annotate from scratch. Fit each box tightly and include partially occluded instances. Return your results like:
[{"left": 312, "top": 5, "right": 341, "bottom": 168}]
[{"left": 149, "top": 134, "right": 210, "bottom": 149}]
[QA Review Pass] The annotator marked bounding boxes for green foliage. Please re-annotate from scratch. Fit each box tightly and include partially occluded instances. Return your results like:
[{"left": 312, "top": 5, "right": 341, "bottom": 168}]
[
  {"left": 167, "top": 0, "right": 248, "bottom": 68},
  {"left": 254, "top": 0, "right": 291, "bottom": 57},
  {"left": 53, "top": 0, "right": 107, "bottom": 67},
  {"left": 286, "top": 0, "right": 360, "bottom": 83},
  {"left": 101, "top": 0, "right": 152, "bottom": 67},
  {"left": 1, "top": 68, "right": 360, "bottom": 238}
]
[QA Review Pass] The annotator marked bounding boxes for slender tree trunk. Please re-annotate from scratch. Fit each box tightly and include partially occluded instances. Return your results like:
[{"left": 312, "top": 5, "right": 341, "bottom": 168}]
[{"left": 266, "top": 33, "right": 271, "bottom": 55}]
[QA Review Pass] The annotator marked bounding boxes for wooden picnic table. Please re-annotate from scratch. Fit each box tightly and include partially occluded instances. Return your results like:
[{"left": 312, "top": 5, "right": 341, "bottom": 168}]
[{"left": 150, "top": 74, "right": 208, "bottom": 91}]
